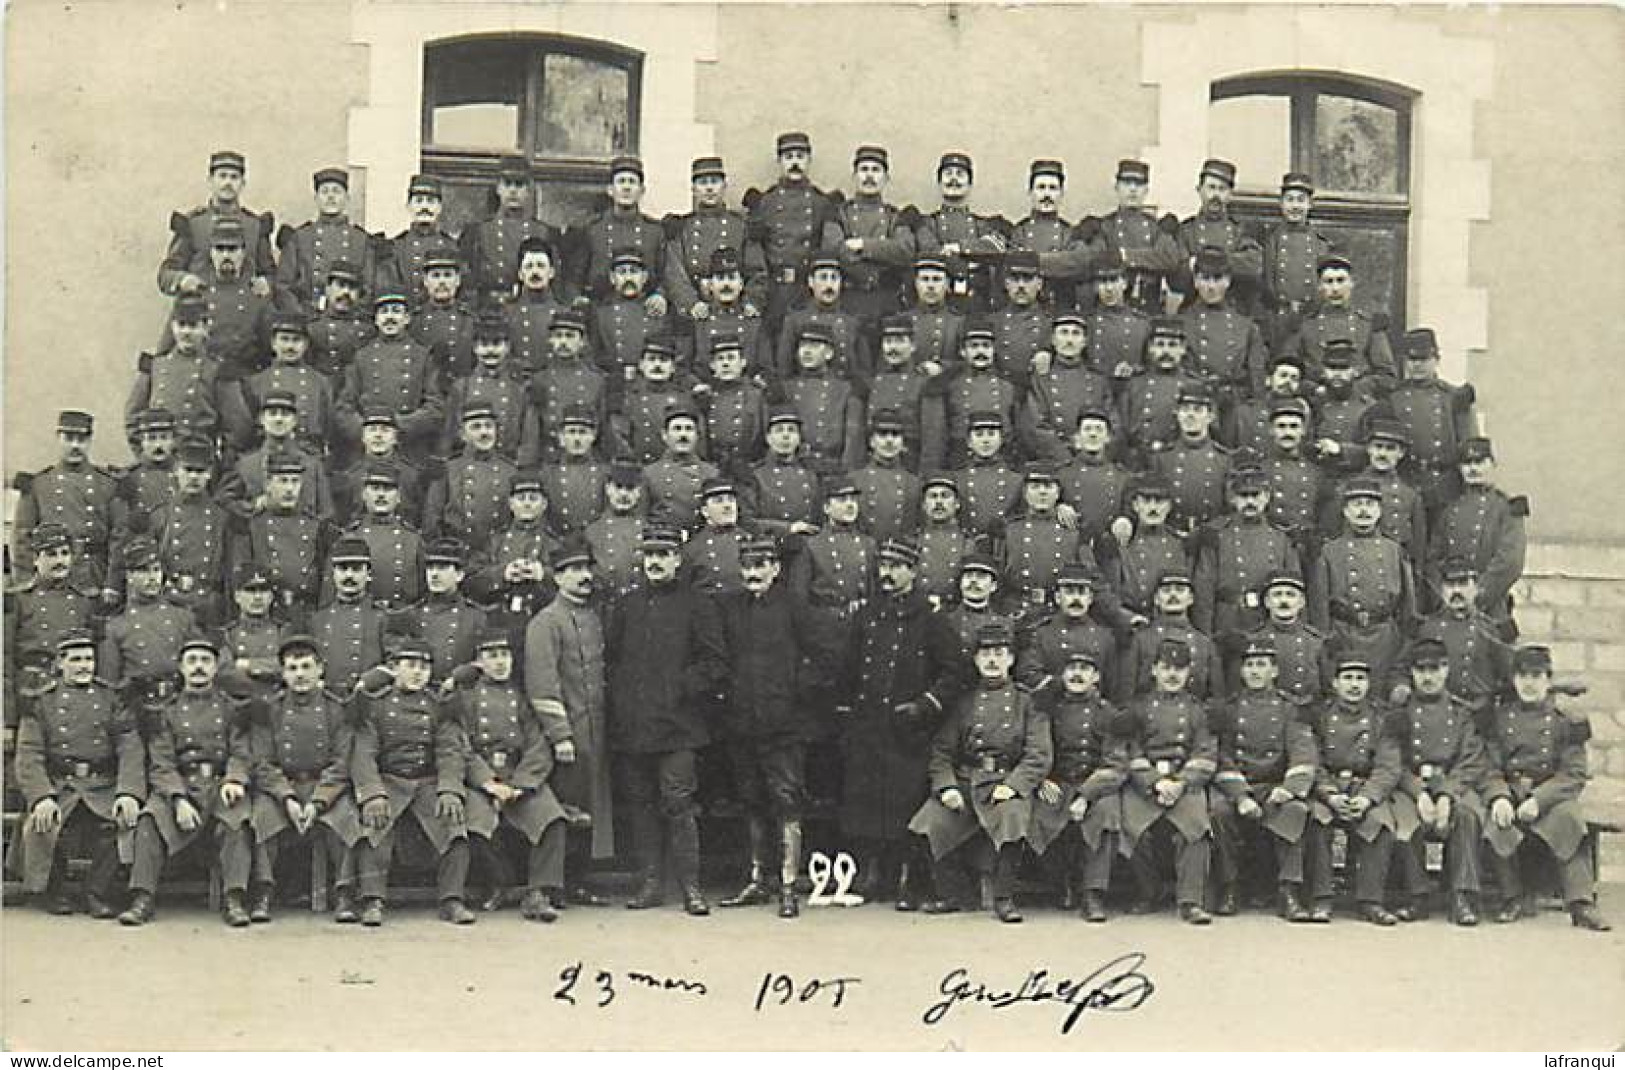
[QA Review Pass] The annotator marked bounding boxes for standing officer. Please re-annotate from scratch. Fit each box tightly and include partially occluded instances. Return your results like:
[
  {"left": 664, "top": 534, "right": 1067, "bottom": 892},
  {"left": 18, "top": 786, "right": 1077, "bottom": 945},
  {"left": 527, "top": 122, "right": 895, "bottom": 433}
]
[
  {"left": 460, "top": 156, "right": 562, "bottom": 305},
  {"left": 1182, "top": 247, "right": 1269, "bottom": 436},
  {"left": 913, "top": 151, "right": 1010, "bottom": 314},
  {"left": 1192, "top": 466, "right": 1300, "bottom": 641},
  {"left": 524, "top": 541, "right": 615, "bottom": 904},
  {"left": 1006, "top": 159, "right": 1094, "bottom": 310},
  {"left": 1079, "top": 159, "right": 1183, "bottom": 315},
  {"left": 567, "top": 156, "right": 668, "bottom": 309},
  {"left": 824, "top": 145, "right": 917, "bottom": 327},
  {"left": 308, "top": 536, "right": 389, "bottom": 696},
  {"left": 909, "top": 620, "right": 1051, "bottom": 923},
  {"left": 5, "top": 526, "right": 101, "bottom": 727},
  {"left": 118, "top": 637, "right": 256, "bottom": 927},
  {"left": 276, "top": 167, "right": 375, "bottom": 315},
  {"left": 9, "top": 630, "right": 144, "bottom": 917},
  {"left": 1308, "top": 476, "right": 1418, "bottom": 686},
  {"left": 1172, "top": 159, "right": 1263, "bottom": 312},
  {"left": 1408, "top": 559, "right": 1513, "bottom": 708},
  {"left": 663, "top": 157, "right": 766, "bottom": 325},
  {"left": 99, "top": 538, "right": 199, "bottom": 713},
  {"left": 744, "top": 132, "right": 841, "bottom": 329},
  {"left": 1260, "top": 173, "right": 1337, "bottom": 353},
  {"left": 350, "top": 639, "right": 474, "bottom": 926},
  {"left": 379, "top": 175, "right": 459, "bottom": 305},
  {"left": 1481, "top": 645, "right": 1610, "bottom": 931},
  {"left": 11, "top": 410, "right": 126, "bottom": 593},
  {"left": 1287, "top": 255, "right": 1395, "bottom": 388},
  {"left": 1385, "top": 328, "right": 1477, "bottom": 519},
  {"left": 1427, "top": 437, "right": 1526, "bottom": 631},
  {"left": 159, "top": 149, "right": 275, "bottom": 300},
  {"left": 744, "top": 405, "right": 822, "bottom": 543},
  {"left": 606, "top": 527, "right": 726, "bottom": 915}
]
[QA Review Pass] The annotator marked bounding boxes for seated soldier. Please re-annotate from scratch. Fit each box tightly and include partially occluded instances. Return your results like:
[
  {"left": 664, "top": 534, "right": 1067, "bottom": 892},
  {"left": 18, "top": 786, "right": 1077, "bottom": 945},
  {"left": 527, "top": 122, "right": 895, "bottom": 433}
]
[
  {"left": 9, "top": 630, "right": 144, "bottom": 918},
  {"left": 909, "top": 620, "right": 1051, "bottom": 923},
  {"left": 350, "top": 640, "right": 473, "bottom": 927},
  {"left": 1027, "top": 650, "right": 1127, "bottom": 923},
  {"left": 1481, "top": 645, "right": 1610, "bottom": 931},
  {"left": 1120, "top": 638, "right": 1218, "bottom": 925},
  {"left": 118, "top": 637, "right": 256, "bottom": 927},
  {"left": 448, "top": 631, "right": 575, "bottom": 923},
  {"left": 246, "top": 635, "right": 363, "bottom": 924}
]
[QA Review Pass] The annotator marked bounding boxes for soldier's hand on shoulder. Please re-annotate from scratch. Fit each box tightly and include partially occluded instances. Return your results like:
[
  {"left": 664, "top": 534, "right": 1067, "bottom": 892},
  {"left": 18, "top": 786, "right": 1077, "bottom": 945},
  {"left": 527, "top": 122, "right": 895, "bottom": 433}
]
[
  {"left": 436, "top": 792, "right": 465, "bottom": 824},
  {"left": 990, "top": 783, "right": 1017, "bottom": 803},
  {"left": 251, "top": 277, "right": 272, "bottom": 299},
  {"left": 1237, "top": 795, "right": 1262, "bottom": 819},
  {"left": 1516, "top": 796, "right": 1540, "bottom": 823},
  {"left": 1068, "top": 796, "right": 1090, "bottom": 821},
  {"left": 1415, "top": 792, "right": 1437, "bottom": 826},
  {"left": 1266, "top": 785, "right": 1294, "bottom": 806},
  {"left": 220, "top": 781, "right": 245, "bottom": 807},
  {"left": 644, "top": 293, "right": 668, "bottom": 318},
  {"left": 1389, "top": 683, "right": 1412, "bottom": 705},
  {"left": 554, "top": 740, "right": 577, "bottom": 764},
  {"left": 362, "top": 796, "right": 391, "bottom": 829},
  {"left": 1056, "top": 502, "right": 1078, "bottom": 530},
  {"left": 285, "top": 797, "right": 305, "bottom": 825},
  {"left": 174, "top": 797, "right": 202, "bottom": 832},
  {"left": 1037, "top": 780, "right": 1062, "bottom": 805},
  {"left": 178, "top": 273, "right": 205, "bottom": 294},
  {"left": 1490, "top": 796, "right": 1515, "bottom": 829},
  {"left": 939, "top": 786, "right": 966, "bottom": 811},
  {"left": 1031, "top": 351, "right": 1053, "bottom": 379},
  {"left": 27, "top": 798, "right": 61, "bottom": 834},
  {"left": 690, "top": 301, "right": 711, "bottom": 321},
  {"left": 113, "top": 795, "right": 141, "bottom": 828}
]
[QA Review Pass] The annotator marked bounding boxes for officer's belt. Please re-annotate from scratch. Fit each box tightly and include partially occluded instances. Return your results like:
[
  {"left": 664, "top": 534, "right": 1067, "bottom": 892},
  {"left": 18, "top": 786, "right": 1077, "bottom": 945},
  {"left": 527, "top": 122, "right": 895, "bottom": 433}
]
[
  {"left": 179, "top": 758, "right": 226, "bottom": 779},
  {"left": 1330, "top": 602, "right": 1396, "bottom": 629},
  {"left": 960, "top": 754, "right": 1012, "bottom": 779},
  {"left": 1053, "top": 757, "right": 1097, "bottom": 782},
  {"left": 381, "top": 758, "right": 434, "bottom": 779},
  {"left": 478, "top": 746, "right": 521, "bottom": 771},
  {"left": 48, "top": 757, "right": 114, "bottom": 779}
]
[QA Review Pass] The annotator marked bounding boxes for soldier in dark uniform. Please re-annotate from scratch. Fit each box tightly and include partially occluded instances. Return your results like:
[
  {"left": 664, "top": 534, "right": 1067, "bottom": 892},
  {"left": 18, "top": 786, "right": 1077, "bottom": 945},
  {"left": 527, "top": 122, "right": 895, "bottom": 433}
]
[
  {"left": 744, "top": 406, "right": 821, "bottom": 543},
  {"left": 744, "top": 131, "right": 841, "bottom": 329},
  {"left": 449, "top": 631, "right": 574, "bottom": 922},
  {"left": 1427, "top": 436, "right": 1526, "bottom": 632},
  {"left": 823, "top": 146, "right": 917, "bottom": 327},
  {"left": 275, "top": 168, "right": 375, "bottom": 316},
  {"left": 441, "top": 311, "right": 539, "bottom": 465},
  {"left": 898, "top": 255, "right": 965, "bottom": 382},
  {"left": 1027, "top": 649, "right": 1127, "bottom": 921},
  {"left": 989, "top": 250, "right": 1051, "bottom": 391},
  {"left": 1236, "top": 573, "right": 1329, "bottom": 707},
  {"left": 158, "top": 149, "right": 275, "bottom": 300},
  {"left": 1309, "top": 477, "right": 1418, "bottom": 685},
  {"left": 539, "top": 409, "right": 610, "bottom": 535},
  {"left": 1119, "top": 318, "right": 1198, "bottom": 460},
  {"left": 1260, "top": 173, "right": 1337, "bottom": 353},
  {"left": 566, "top": 156, "right": 668, "bottom": 309},
  {"left": 712, "top": 536, "right": 830, "bottom": 918},
  {"left": 1408, "top": 558, "right": 1513, "bottom": 711},
  {"left": 8, "top": 630, "right": 144, "bottom": 917},
  {"left": 1057, "top": 410, "right": 1132, "bottom": 544},
  {"left": 117, "top": 410, "right": 179, "bottom": 532},
  {"left": 378, "top": 174, "right": 459, "bottom": 305},
  {"left": 1079, "top": 159, "right": 1184, "bottom": 315},
  {"left": 664, "top": 156, "right": 766, "bottom": 326},
  {"left": 957, "top": 414, "right": 1022, "bottom": 539},
  {"left": 130, "top": 296, "right": 255, "bottom": 457},
  {"left": 427, "top": 403, "right": 517, "bottom": 554},
  {"left": 941, "top": 323, "right": 1019, "bottom": 470},
  {"left": 1019, "top": 311, "right": 1109, "bottom": 465},
  {"left": 244, "top": 635, "right": 363, "bottom": 924},
  {"left": 1152, "top": 383, "right": 1232, "bottom": 538},
  {"left": 607, "top": 527, "right": 726, "bottom": 915},
  {"left": 941, "top": 552, "right": 1018, "bottom": 657},
  {"left": 396, "top": 539, "right": 487, "bottom": 687},
  {"left": 1207, "top": 638, "right": 1322, "bottom": 920},
  {"left": 157, "top": 216, "right": 274, "bottom": 376},
  {"left": 218, "top": 390, "right": 333, "bottom": 522},
  {"left": 350, "top": 639, "right": 474, "bottom": 926},
  {"left": 5, "top": 526, "right": 102, "bottom": 727},
  {"left": 684, "top": 477, "right": 752, "bottom": 597},
  {"left": 1002, "top": 464, "right": 1098, "bottom": 617},
  {"left": 337, "top": 467, "right": 424, "bottom": 610},
  {"left": 1386, "top": 637, "right": 1490, "bottom": 925},
  {"left": 698, "top": 334, "right": 767, "bottom": 473},
  {"left": 1481, "top": 645, "right": 1610, "bottom": 931},
  {"left": 1386, "top": 327, "right": 1477, "bottom": 518},
  {"left": 1261, "top": 396, "right": 1329, "bottom": 560},
  {"left": 1307, "top": 342, "right": 1379, "bottom": 469},
  {"left": 849, "top": 408, "right": 922, "bottom": 543},
  {"left": 836, "top": 538, "right": 972, "bottom": 909},
  {"left": 917, "top": 474, "right": 971, "bottom": 605},
  {"left": 778, "top": 323, "right": 865, "bottom": 475},
  {"left": 411, "top": 247, "right": 477, "bottom": 381},
  {"left": 869, "top": 320, "right": 941, "bottom": 466},
  {"left": 530, "top": 312, "right": 609, "bottom": 462},
  {"left": 1017, "top": 563, "right": 1122, "bottom": 704},
  {"left": 585, "top": 464, "right": 649, "bottom": 601},
  {"left": 460, "top": 156, "right": 561, "bottom": 306},
  {"left": 1172, "top": 159, "right": 1264, "bottom": 313},
  {"left": 1120, "top": 571, "right": 1221, "bottom": 703},
  {"left": 1287, "top": 255, "right": 1395, "bottom": 389},
  {"left": 505, "top": 238, "right": 569, "bottom": 375},
  {"left": 306, "top": 260, "right": 375, "bottom": 382},
  {"left": 1329, "top": 417, "right": 1428, "bottom": 577},
  {"left": 331, "top": 410, "right": 426, "bottom": 528},
  {"left": 230, "top": 454, "right": 331, "bottom": 611},
  {"left": 218, "top": 566, "right": 285, "bottom": 701},
  {"left": 118, "top": 637, "right": 256, "bottom": 927},
  {"left": 99, "top": 538, "right": 198, "bottom": 714},
  {"left": 910, "top": 620, "right": 1051, "bottom": 923},
  {"left": 308, "top": 536, "right": 389, "bottom": 696},
  {"left": 690, "top": 249, "right": 774, "bottom": 380},
  {"left": 1084, "top": 251, "right": 1152, "bottom": 379},
  {"left": 337, "top": 290, "right": 444, "bottom": 463},
  {"left": 1193, "top": 466, "right": 1300, "bottom": 641},
  {"left": 147, "top": 441, "right": 234, "bottom": 624},
  {"left": 1005, "top": 159, "right": 1094, "bottom": 310},
  {"left": 1182, "top": 247, "right": 1268, "bottom": 443},
  {"left": 913, "top": 151, "right": 1009, "bottom": 315},
  {"left": 245, "top": 314, "right": 339, "bottom": 455},
  {"left": 788, "top": 477, "right": 877, "bottom": 618},
  {"left": 1305, "top": 654, "right": 1405, "bottom": 925},
  {"left": 642, "top": 401, "right": 719, "bottom": 531},
  {"left": 1108, "top": 473, "right": 1192, "bottom": 620},
  {"left": 774, "top": 255, "right": 871, "bottom": 381},
  {"left": 467, "top": 472, "right": 558, "bottom": 634},
  {"left": 616, "top": 336, "right": 700, "bottom": 465},
  {"left": 1119, "top": 638, "right": 1218, "bottom": 924}
]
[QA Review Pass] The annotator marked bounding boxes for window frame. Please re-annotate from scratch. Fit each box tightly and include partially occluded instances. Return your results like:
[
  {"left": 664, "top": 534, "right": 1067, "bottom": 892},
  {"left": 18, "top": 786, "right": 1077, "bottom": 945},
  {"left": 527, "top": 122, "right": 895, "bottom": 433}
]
[{"left": 420, "top": 33, "right": 644, "bottom": 185}]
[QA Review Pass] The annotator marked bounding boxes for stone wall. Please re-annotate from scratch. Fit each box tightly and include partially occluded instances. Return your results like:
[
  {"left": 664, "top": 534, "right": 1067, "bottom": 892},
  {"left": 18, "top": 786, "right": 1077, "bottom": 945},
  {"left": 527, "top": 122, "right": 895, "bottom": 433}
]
[{"left": 1515, "top": 544, "right": 1625, "bottom": 878}]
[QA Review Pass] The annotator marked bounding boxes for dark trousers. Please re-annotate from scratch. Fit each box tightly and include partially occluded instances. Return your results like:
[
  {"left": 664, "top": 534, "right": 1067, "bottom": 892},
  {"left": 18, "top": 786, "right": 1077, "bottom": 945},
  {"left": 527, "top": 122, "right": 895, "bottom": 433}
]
[
  {"left": 729, "top": 737, "right": 806, "bottom": 821},
  {"left": 1305, "top": 822, "right": 1395, "bottom": 905},
  {"left": 354, "top": 823, "right": 470, "bottom": 903},
  {"left": 46, "top": 808, "right": 123, "bottom": 901},
  {"left": 471, "top": 824, "right": 566, "bottom": 893},
  {"left": 1213, "top": 810, "right": 1305, "bottom": 890},
  {"left": 619, "top": 749, "right": 701, "bottom": 889},
  {"left": 933, "top": 838, "right": 1022, "bottom": 906},
  {"left": 1130, "top": 822, "right": 1211, "bottom": 908},
  {"left": 1492, "top": 839, "right": 1596, "bottom": 906},
  {"left": 1398, "top": 809, "right": 1483, "bottom": 897},
  {"left": 129, "top": 815, "right": 251, "bottom": 896},
  {"left": 252, "top": 826, "right": 353, "bottom": 893},
  {"left": 1043, "top": 827, "right": 1117, "bottom": 894}
]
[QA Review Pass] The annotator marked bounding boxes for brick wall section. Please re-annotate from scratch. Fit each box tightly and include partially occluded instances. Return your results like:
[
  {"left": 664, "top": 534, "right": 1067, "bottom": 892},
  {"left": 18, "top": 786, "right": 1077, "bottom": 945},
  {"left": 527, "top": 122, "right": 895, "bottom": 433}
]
[{"left": 1515, "top": 544, "right": 1625, "bottom": 879}]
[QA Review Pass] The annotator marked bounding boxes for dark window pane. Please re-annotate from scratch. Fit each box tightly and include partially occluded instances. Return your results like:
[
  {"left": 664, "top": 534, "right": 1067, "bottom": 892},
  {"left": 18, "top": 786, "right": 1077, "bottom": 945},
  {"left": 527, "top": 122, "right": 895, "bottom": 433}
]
[
  {"left": 1314, "top": 95, "right": 1402, "bottom": 194},
  {"left": 427, "top": 43, "right": 523, "bottom": 151},
  {"left": 1317, "top": 221, "right": 1402, "bottom": 319},
  {"left": 1209, "top": 94, "right": 1292, "bottom": 190},
  {"left": 537, "top": 53, "right": 631, "bottom": 158}
]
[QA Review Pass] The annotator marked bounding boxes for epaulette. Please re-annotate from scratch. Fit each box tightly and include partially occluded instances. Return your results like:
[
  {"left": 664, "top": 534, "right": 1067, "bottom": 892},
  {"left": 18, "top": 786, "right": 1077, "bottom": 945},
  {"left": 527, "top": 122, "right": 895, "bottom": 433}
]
[
  {"left": 1301, "top": 622, "right": 1327, "bottom": 641},
  {"left": 1509, "top": 495, "right": 1530, "bottom": 518},
  {"left": 660, "top": 212, "right": 684, "bottom": 239},
  {"left": 259, "top": 209, "right": 277, "bottom": 234},
  {"left": 1157, "top": 213, "right": 1181, "bottom": 236},
  {"left": 138, "top": 352, "right": 155, "bottom": 374},
  {"left": 1293, "top": 703, "right": 1322, "bottom": 729},
  {"left": 1453, "top": 383, "right": 1476, "bottom": 409},
  {"left": 741, "top": 187, "right": 763, "bottom": 211},
  {"left": 826, "top": 189, "right": 847, "bottom": 209},
  {"left": 1564, "top": 715, "right": 1592, "bottom": 746},
  {"left": 12, "top": 471, "right": 33, "bottom": 492},
  {"left": 1074, "top": 216, "right": 1103, "bottom": 241},
  {"left": 897, "top": 204, "right": 921, "bottom": 229},
  {"left": 170, "top": 210, "right": 193, "bottom": 235},
  {"left": 1381, "top": 707, "right": 1410, "bottom": 736},
  {"left": 1369, "top": 312, "right": 1390, "bottom": 331}
]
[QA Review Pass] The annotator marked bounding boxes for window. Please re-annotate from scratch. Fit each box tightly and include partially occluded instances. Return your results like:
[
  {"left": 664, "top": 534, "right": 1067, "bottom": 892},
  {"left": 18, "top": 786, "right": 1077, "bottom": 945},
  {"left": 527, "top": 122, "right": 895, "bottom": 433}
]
[
  {"left": 1211, "top": 73, "right": 1414, "bottom": 324},
  {"left": 422, "top": 35, "right": 642, "bottom": 230}
]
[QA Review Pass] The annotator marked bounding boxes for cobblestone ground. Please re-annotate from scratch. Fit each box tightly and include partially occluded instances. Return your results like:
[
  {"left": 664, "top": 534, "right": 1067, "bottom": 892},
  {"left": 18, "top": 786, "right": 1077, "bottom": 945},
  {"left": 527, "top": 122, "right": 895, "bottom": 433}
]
[{"left": 3, "top": 885, "right": 1622, "bottom": 1051}]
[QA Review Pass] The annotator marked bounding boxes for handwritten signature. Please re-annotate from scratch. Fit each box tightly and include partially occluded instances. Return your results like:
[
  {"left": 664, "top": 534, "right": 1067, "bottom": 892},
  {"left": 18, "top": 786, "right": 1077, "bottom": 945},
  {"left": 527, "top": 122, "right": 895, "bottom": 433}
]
[{"left": 921, "top": 953, "right": 1155, "bottom": 1035}]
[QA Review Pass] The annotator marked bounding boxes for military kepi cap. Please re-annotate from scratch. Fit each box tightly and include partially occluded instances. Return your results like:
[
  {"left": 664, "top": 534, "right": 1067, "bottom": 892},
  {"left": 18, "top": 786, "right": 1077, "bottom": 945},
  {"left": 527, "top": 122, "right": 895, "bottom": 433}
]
[
  {"left": 313, "top": 167, "right": 349, "bottom": 190},
  {"left": 1116, "top": 159, "right": 1151, "bottom": 183},
  {"left": 209, "top": 150, "right": 246, "bottom": 174},
  {"left": 57, "top": 410, "right": 94, "bottom": 434},
  {"left": 1511, "top": 645, "right": 1553, "bottom": 674},
  {"left": 776, "top": 131, "right": 812, "bottom": 154},
  {"left": 1199, "top": 158, "right": 1238, "bottom": 187},
  {"left": 938, "top": 151, "right": 973, "bottom": 178}
]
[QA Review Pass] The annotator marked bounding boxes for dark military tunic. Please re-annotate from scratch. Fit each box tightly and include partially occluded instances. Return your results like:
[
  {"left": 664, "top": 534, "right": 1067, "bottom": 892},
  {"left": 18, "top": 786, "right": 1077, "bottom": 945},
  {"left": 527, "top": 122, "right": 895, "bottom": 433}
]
[
  {"left": 662, "top": 206, "right": 764, "bottom": 315},
  {"left": 824, "top": 197, "right": 916, "bottom": 317},
  {"left": 958, "top": 461, "right": 1022, "bottom": 539},
  {"left": 5, "top": 578, "right": 99, "bottom": 672},
  {"left": 332, "top": 453, "right": 426, "bottom": 529},
  {"left": 127, "top": 350, "right": 252, "bottom": 450},
  {"left": 220, "top": 615, "right": 283, "bottom": 698},
  {"left": 1084, "top": 304, "right": 1151, "bottom": 376},
  {"left": 248, "top": 686, "right": 362, "bottom": 847},
  {"left": 1021, "top": 358, "right": 1111, "bottom": 464},
  {"left": 234, "top": 508, "right": 329, "bottom": 606},
  {"left": 788, "top": 527, "right": 875, "bottom": 609},
  {"left": 849, "top": 462, "right": 920, "bottom": 543},
  {"left": 692, "top": 307, "right": 773, "bottom": 378},
  {"left": 245, "top": 362, "right": 338, "bottom": 451},
  {"left": 1481, "top": 698, "right": 1590, "bottom": 863},
  {"left": 159, "top": 201, "right": 276, "bottom": 294},
  {"left": 1086, "top": 208, "right": 1184, "bottom": 311},
  {"left": 1310, "top": 698, "right": 1401, "bottom": 841},
  {"left": 219, "top": 440, "right": 333, "bottom": 521},
  {"left": 913, "top": 203, "right": 1008, "bottom": 310},
  {"left": 1028, "top": 689, "right": 1127, "bottom": 854},
  {"left": 568, "top": 208, "right": 666, "bottom": 301},
  {"left": 618, "top": 380, "right": 697, "bottom": 466},
  {"left": 702, "top": 380, "right": 768, "bottom": 470},
  {"left": 1120, "top": 691, "right": 1217, "bottom": 846},
  {"left": 902, "top": 307, "right": 965, "bottom": 377},
  {"left": 745, "top": 455, "right": 820, "bottom": 540},
  {"left": 504, "top": 290, "right": 566, "bottom": 375},
  {"left": 1386, "top": 378, "right": 1476, "bottom": 506},
  {"left": 339, "top": 336, "right": 444, "bottom": 448},
  {"left": 1175, "top": 211, "right": 1263, "bottom": 296},
  {"left": 944, "top": 370, "right": 1019, "bottom": 458},
  {"left": 774, "top": 305, "right": 871, "bottom": 381},
  {"left": 1237, "top": 618, "right": 1329, "bottom": 705},
  {"left": 452, "top": 677, "right": 567, "bottom": 844},
  {"left": 1193, "top": 516, "right": 1300, "bottom": 638},
  {"left": 989, "top": 304, "right": 1049, "bottom": 390},
  {"left": 1153, "top": 437, "right": 1232, "bottom": 535},
  {"left": 917, "top": 523, "right": 971, "bottom": 604},
  {"left": 149, "top": 495, "right": 234, "bottom": 596},
  {"left": 1263, "top": 447, "right": 1326, "bottom": 544},
  {"left": 395, "top": 593, "right": 487, "bottom": 681},
  {"left": 1386, "top": 691, "right": 1489, "bottom": 841},
  {"left": 1057, "top": 453, "right": 1131, "bottom": 542},
  {"left": 117, "top": 461, "right": 176, "bottom": 532},
  {"left": 429, "top": 451, "right": 517, "bottom": 553},
  {"left": 781, "top": 373, "right": 863, "bottom": 473},
  {"left": 1210, "top": 688, "right": 1318, "bottom": 843},
  {"left": 1309, "top": 530, "right": 1416, "bottom": 680},
  {"left": 276, "top": 215, "right": 375, "bottom": 314},
  {"left": 380, "top": 222, "right": 459, "bottom": 303},
  {"left": 869, "top": 368, "right": 939, "bottom": 467},
  {"left": 350, "top": 686, "right": 467, "bottom": 851},
  {"left": 444, "top": 367, "right": 538, "bottom": 463},
  {"left": 604, "top": 581, "right": 724, "bottom": 754},
  {"left": 412, "top": 300, "right": 477, "bottom": 382},
  {"left": 684, "top": 525, "right": 750, "bottom": 597},
  {"left": 592, "top": 294, "right": 671, "bottom": 378},
  {"left": 307, "top": 308, "right": 375, "bottom": 380},
  {"left": 540, "top": 459, "right": 608, "bottom": 536},
  {"left": 1414, "top": 609, "right": 1512, "bottom": 706},
  {"left": 643, "top": 455, "right": 719, "bottom": 531},
  {"left": 99, "top": 595, "right": 196, "bottom": 689},
  {"left": 340, "top": 517, "right": 424, "bottom": 609},
  {"left": 1325, "top": 467, "right": 1427, "bottom": 567},
  {"left": 1120, "top": 616, "right": 1222, "bottom": 703},
  {"left": 1002, "top": 514, "right": 1088, "bottom": 600},
  {"left": 1262, "top": 223, "right": 1336, "bottom": 314},
  {"left": 1121, "top": 368, "right": 1199, "bottom": 456},
  {"left": 584, "top": 512, "right": 646, "bottom": 599},
  {"left": 1289, "top": 306, "right": 1395, "bottom": 387},
  {"left": 1429, "top": 487, "right": 1526, "bottom": 621},
  {"left": 461, "top": 210, "right": 561, "bottom": 298},
  {"left": 467, "top": 519, "right": 558, "bottom": 618},
  {"left": 744, "top": 180, "right": 839, "bottom": 291},
  {"left": 1110, "top": 527, "right": 1191, "bottom": 616},
  {"left": 1006, "top": 213, "right": 1093, "bottom": 306},
  {"left": 308, "top": 598, "right": 388, "bottom": 695},
  {"left": 140, "top": 687, "right": 254, "bottom": 852},
  {"left": 1183, "top": 301, "right": 1268, "bottom": 401},
  {"left": 1017, "top": 614, "right": 1121, "bottom": 701},
  {"left": 173, "top": 275, "right": 272, "bottom": 374}
]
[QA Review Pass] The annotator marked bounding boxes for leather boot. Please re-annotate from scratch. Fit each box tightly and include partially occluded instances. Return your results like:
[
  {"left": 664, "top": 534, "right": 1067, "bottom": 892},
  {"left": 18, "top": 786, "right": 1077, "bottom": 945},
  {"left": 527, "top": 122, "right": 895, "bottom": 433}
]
[
  {"left": 85, "top": 893, "right": 119, "bottom": 920},
  {"left": 1280, "top": 883, "right": 1311, "bottom": 923},
  {"left": 991, "top": 844, "right": 1023, "bottom": 923},
  {"left": 1214, "top": 882, "right": 1239, "bottom": 916},
  {"left": 1082, "top": 890, "right": 1108, "bottom": 923},
  {"left": 1451, "top": 891, "right": 1479, "bottom": 927},
  {"left": 248, "top": 883, "right": 274, "bottom": 923},
  {"left": 118, "top": 890, "right": 156, "bottom": 927},
  {"left": 777, "top": 819, "right": 802, "bottom": 919},
  {"left": 669, "top": 813, "right": 709, "bottom": 916},
  {"left": 222, "top": 890, "right": 251, "bottom": 928},
  {"left": 624, "top": 809, "right": 666, "bottom": 910},
  {"left": 720, "top": 818, "right": 772, "bottom": 908},
  {"left": 894, "top": 860, "right": 920, "bottom": 912},
  {"left": 332, "top": 887, "right": 359, "bottom": 924},
  {"left": 1570, "top": 901, "right": 1612, "bottom": 932}
]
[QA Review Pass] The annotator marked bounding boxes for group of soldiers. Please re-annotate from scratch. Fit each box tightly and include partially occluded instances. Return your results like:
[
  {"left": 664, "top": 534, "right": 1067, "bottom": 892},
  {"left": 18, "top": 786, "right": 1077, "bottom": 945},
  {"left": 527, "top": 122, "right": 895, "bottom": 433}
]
[{"left": 2, "top": 136, "right": 1609, "bottom": 932}]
